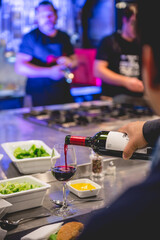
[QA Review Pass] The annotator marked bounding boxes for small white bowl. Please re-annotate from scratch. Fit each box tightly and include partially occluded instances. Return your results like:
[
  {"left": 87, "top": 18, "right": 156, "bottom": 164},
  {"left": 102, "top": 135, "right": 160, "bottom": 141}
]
[
  {"left": 0, "top": 175, "right": 51, "bottom": 213},
  {"left": 67, "top": 178, "right": 101, "bottom": 198},
  {"left": 1, "top": 140, "right": 60, "bottom": 174}
]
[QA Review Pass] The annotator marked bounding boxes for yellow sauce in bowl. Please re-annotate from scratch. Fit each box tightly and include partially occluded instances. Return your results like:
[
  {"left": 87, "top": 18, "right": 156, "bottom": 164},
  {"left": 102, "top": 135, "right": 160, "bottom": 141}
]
[{"left": 70, "top": 183, "right": 96, "bottom": 191}]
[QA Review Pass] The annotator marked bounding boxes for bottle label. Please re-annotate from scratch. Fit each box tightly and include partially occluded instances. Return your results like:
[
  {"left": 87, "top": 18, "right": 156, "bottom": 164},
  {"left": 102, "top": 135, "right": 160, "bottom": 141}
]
[{"left": 106, "top": 131, "right": 147, "bottom": 154}]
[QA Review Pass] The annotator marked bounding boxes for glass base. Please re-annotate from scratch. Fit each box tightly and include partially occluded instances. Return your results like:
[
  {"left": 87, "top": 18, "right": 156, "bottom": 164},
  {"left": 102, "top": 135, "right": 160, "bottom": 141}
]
[{"left": 53, "top": 206, "right": 77, "bottom": 217}]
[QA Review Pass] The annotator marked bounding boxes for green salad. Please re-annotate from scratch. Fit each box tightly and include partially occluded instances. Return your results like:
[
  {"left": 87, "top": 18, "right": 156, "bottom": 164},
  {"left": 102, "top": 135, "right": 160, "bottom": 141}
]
[
  {"left": 13, "top": 144, "right": 50, "bottom": 159},
  {"left": 0, "top": 181, "right": 40, "bottom": 195},
  {"left": 48, "top": 233, "right": 58, "bottom": 240}
]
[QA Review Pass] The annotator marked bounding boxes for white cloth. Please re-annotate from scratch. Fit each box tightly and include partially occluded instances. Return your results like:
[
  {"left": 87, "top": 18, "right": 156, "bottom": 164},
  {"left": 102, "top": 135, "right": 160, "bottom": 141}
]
[
  {"left": 21, "top": 222, "right": 63, "bottom": 240},
  {"left": 0, "top": 227, "right": 7, "bottom": 240}
]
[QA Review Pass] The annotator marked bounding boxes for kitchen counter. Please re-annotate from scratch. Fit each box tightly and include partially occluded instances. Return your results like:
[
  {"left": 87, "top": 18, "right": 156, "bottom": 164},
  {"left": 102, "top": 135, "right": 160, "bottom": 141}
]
[
  {"left": 4, "top": 158, "right": 150, "bottom": 239},
  {"left": 0, "top": 100, "right": 158, "bottom": 239}
]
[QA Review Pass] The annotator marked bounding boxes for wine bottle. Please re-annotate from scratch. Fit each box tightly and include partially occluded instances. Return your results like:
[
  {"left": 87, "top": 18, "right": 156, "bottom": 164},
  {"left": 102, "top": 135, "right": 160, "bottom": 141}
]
[
  {"left": 63, "top": 67, "right": 74, "bottom": 83},
  {"left": 65, "top": 131, "right": 152, "bottom": 160}
]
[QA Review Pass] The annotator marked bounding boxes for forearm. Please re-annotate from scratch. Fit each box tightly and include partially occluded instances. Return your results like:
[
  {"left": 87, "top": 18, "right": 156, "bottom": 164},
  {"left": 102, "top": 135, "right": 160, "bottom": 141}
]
[
  {"left": 143, "top": 119, "right": 160, "bottom": 147},
  {"left": 94, "top": 63, "right": 128, "bottom": 87},
  {"left": 15, "top": 61, "right": 51, "bottom": 78},
  {"left": 94, "top": 60, "right": 143, "bottom": 93}
]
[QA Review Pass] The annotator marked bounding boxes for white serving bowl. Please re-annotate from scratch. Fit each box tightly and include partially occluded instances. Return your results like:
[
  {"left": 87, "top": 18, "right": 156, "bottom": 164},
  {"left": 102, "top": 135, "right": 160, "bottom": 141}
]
[
  {"left": 0, "top": 199, "right": 12, "bottom": 219},
  {"left": 1, "top": 140, "right": 60, "bottom": 174},
  {"left": 67, "top": 178, "right": 101, "bottom": 198},
  {"left": 0, "top": 175, "right": 51, "bottom": 213}
]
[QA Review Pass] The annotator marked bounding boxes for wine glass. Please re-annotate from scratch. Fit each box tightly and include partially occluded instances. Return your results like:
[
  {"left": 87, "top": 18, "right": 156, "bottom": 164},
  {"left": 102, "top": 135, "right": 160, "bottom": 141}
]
[{"left": 51, "top": 143, "right": 77, "bottom": 217}]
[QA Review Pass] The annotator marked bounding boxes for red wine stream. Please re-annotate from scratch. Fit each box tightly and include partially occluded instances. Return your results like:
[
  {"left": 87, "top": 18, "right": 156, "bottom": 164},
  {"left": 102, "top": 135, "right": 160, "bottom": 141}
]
[{"left": 64, "top": 143, "right": 68, "bottom": 170}]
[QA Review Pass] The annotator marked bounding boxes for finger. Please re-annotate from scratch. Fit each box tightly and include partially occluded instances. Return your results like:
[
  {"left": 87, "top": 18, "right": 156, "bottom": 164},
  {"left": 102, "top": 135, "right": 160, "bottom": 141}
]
[
  {"left": 118, "top": 127, "right": 127, "bottom": 133},
  {"left": 122, "top": 141, "right": 137, "bottom": 160}
]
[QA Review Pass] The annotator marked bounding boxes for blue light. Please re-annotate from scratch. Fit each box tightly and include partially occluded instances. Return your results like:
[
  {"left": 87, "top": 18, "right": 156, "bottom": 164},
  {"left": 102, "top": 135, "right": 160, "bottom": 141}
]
[{"left": 70, "top": 86, "right": 102, "bottom": 96}]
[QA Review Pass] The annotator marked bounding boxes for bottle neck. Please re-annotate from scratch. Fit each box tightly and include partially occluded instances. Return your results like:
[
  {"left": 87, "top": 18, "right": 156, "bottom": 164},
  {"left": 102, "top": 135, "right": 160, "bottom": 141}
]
[{"left": 65, "top": 135, "right": 91, "bottom": 147}]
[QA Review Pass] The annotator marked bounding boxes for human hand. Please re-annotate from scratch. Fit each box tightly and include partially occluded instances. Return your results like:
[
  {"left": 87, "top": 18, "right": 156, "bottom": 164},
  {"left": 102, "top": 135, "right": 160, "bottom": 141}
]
[
  {"left": 49, "top": 65, "right": 65, "bottom": 80},
  {"left": 118, "top": 121, "right": 148, "bottom": 160},
  {"left": 125, "top": 77, "right": 144, "bottom": 92},
  {"left": 57, "top": 56, "right": 73, "bottom": 69}
]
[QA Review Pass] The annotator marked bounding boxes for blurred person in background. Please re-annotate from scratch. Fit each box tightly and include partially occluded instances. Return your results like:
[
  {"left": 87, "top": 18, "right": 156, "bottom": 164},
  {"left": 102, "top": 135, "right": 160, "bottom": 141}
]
[
  {"left": 94, "top": 4, "right": 144, "bottom": 102},
  {"left": 15, "top": 0, "right": 78, "bottom": 107},
  {"left": 78, "top": 0, "right": 160, "bottom": 238}
]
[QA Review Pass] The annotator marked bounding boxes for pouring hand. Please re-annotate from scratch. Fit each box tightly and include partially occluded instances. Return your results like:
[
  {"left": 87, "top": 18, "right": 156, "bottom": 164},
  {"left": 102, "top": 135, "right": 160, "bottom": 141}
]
[{"left": 118, "top": 121, "right": 148, "bottom": 160}]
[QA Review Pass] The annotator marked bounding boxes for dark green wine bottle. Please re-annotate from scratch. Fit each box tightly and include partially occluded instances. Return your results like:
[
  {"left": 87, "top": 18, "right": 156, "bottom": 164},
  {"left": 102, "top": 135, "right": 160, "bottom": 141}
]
[{"left": 65, "top": 131, "right": 152, "bottom": 160}]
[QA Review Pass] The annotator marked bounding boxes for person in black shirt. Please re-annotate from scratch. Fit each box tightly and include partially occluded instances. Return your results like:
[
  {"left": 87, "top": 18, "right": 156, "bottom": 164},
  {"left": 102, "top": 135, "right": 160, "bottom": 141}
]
[
  {"left": 94, "top": 4, "right": 144, "bottom": 99},
  {"left": 78, "top": 0, "right": 160, "bottom": 238},
  {"left": 15, "top": 1, "right": 78, "bottom": 107}
]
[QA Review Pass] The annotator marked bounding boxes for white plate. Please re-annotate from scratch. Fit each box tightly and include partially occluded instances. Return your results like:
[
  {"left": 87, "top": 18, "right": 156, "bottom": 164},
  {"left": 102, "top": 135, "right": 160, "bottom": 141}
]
[
  {"left": 1, "top": 140, "right": 60, "bottom": 174},
  {"left": 0, "top": 175, "right": 51, "bottom": 213},
  {"left": 21, "top": 222, "right": 64, "bottom": 240},
  {"left": 67, "top": 178, "right": 101, "bottom": 198}
]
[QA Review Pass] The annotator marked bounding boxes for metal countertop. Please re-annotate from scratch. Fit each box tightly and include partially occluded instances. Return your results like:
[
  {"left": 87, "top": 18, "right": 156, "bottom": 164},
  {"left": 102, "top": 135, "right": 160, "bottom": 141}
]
[{"left": 0, "top": 101, "right": 157, "bottom": 239}]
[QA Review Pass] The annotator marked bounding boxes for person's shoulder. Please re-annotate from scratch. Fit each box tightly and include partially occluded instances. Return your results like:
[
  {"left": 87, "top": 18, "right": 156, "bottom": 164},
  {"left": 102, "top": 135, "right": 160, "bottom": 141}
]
[
  {"left": 57, "top": 30, "right": 70, "bottom": 38},
  {"left": 108, "top": 31, "right": 122, "bottom": 41},
  {"left": 102, "top": 32, "right": 118, "bottom": 41},
  {"left": 21, "top": 28, "right": 40, "bottom": 42},
  {"left": 23, "top": 27, "right": 39, "bottom": 37},
  {"left": 20, "top": 28, "right": 40, "bottom": 46},
  {"left": 99, "top": 32, "right": 117, "bottom": 45}
]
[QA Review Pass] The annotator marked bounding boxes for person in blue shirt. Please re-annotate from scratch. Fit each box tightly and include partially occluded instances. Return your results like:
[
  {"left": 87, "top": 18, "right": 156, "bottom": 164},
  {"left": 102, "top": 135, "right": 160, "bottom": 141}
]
[
  {"left": 15, "top": 1, "right": 78, "bottom": 107},
  {"left": 78, "top": 0, "right": 160, "bottom": 238}
]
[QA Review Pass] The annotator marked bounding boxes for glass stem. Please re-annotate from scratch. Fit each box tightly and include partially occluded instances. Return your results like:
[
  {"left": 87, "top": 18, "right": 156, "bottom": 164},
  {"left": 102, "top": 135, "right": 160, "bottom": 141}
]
[{"left": 62, "top": 182, "right": 67, "bottom": 209}]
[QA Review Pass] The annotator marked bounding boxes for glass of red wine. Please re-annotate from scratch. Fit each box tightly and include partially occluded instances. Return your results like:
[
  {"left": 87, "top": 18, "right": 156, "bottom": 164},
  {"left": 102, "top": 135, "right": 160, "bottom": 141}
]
[{"left": 51, "top": 143, "right": 77, "bottom": 216}]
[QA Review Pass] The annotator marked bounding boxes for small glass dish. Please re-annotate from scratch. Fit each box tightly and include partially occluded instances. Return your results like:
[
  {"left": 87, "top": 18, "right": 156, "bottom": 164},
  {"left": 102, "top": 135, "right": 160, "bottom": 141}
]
[{"left": 67, "top": 178, "right": 101, "bottom": 198}]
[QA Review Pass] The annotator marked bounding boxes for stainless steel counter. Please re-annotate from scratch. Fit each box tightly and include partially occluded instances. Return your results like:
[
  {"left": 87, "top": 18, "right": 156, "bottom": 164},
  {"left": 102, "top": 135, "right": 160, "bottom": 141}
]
[
  {"left": 0, "top": 101, "right": 157, "bottom": 239},
  {"left": 3, "top": 158, "right": 151, "bottom": 239}
]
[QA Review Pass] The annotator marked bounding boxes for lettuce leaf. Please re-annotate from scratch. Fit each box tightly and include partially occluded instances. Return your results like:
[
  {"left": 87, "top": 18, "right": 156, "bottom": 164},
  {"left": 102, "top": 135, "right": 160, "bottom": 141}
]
[
  {"left": 13, "top": 144, "right": 50, "bottom": 159},
  {"left": 0, "top": 181, "right": 40, "bottom": 195},
  {"left": 48, "top": 233, "right": 58, "bottom": 240}
]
